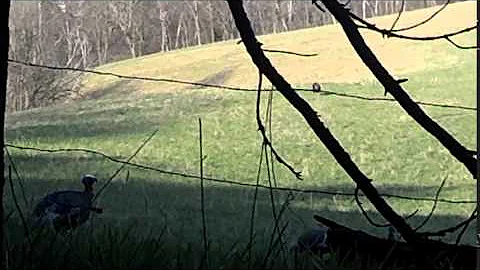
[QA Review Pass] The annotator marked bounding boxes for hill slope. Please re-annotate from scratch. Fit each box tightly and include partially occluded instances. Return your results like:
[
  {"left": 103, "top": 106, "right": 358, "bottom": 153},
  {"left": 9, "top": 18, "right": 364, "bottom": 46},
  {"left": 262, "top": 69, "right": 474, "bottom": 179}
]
[{"left": 80, "top": 1, "right": 476, "bottom": 98}]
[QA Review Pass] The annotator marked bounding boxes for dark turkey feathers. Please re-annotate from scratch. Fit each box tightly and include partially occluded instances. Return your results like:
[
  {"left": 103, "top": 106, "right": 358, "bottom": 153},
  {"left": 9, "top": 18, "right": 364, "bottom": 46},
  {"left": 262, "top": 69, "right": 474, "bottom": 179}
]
[{"left": 32, "top": 174, "right": 102, "bottom": 231}]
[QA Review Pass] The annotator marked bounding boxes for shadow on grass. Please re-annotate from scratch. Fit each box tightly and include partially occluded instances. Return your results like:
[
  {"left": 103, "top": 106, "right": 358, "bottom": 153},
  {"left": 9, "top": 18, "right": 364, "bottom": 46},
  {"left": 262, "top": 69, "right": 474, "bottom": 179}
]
[
  {"left": 4, "top": 151, "right": 476, "bottom": 269},
  {"left": 5, "top": 173, "right": 476, "bottom": 267},
  {"left": 6, "top": 90, "right": 243, "bottom": 142}
]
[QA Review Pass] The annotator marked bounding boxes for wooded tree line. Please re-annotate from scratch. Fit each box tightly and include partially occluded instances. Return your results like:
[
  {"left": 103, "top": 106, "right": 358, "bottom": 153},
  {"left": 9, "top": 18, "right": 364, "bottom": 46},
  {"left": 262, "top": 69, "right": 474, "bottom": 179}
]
[{"left": 7, "top": 0, "right": 463, "bottom": 112}]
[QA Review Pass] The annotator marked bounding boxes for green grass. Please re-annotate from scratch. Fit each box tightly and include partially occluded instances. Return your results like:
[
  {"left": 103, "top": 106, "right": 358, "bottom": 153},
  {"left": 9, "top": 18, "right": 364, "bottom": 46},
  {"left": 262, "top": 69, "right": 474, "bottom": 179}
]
[{"left": 4, "top": 3, "right": 477, "bottom": 268}]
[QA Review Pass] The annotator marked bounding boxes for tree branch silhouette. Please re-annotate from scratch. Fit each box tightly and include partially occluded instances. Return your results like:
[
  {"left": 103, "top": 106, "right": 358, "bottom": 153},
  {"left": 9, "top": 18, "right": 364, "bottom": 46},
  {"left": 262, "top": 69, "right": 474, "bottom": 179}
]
[
  {"left": 390, "top": 0, "right": 450, "bottom": 33},
  {"left": 417, "top": 207, "right": 477, "bottom": 238},
  {"left": 317, "top": 0, "right": 477, "bottom": 179},
  {"left": 348, "top": 10, "right": 477, "bottom": 49},
  {"left": 414, "top": 176, "right": 447, "bottom": 232},
  {"left": 255, "top": 71, "right": 302, "bottom": 180},
  {"left": 226, "top": 0, "right": 421, "bottom": 245}
]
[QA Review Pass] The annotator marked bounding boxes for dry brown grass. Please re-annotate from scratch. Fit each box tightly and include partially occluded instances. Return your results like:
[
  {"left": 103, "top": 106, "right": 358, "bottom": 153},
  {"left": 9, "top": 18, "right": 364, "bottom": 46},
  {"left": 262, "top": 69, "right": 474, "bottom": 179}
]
[{"left": 81, "top": 1, "right": 475, "bottom": 96}]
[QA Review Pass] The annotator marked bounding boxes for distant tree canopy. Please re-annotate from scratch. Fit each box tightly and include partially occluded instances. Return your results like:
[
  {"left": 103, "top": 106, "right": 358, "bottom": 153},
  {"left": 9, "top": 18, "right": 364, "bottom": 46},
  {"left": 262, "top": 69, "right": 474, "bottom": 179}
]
[{"left": 6, "top": 0, "right": 466, "bottom": 111}]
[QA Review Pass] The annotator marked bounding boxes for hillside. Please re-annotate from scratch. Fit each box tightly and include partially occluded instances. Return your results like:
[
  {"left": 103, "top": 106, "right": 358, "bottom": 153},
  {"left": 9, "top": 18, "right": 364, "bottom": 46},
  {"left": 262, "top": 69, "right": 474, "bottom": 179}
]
[{"left": 80, "top": 1, "right": 476, "bottom": 98}]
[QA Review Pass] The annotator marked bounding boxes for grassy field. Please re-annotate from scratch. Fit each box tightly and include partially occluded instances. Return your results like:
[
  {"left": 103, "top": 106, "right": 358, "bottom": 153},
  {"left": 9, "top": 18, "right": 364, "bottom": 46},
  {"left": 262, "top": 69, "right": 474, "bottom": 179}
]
[{"left": 4, "top": 2, "right": 477, "bottom": 268}]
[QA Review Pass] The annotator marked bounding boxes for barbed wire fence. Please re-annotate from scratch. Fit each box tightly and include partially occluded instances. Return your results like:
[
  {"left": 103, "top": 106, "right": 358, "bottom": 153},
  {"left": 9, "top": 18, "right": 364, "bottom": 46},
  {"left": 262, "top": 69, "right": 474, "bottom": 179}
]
[
  {"left": 4, "top": 53, "right": 476, "bottom": 252},
  {"left": 4, "top": 56, "right": 476, "bottom": 204},
  {"left": 7, "top": 59, "right": 477, "bottom": 112},
  {"left": 4, "top": 143, "right": 475, "bottom": 205}
]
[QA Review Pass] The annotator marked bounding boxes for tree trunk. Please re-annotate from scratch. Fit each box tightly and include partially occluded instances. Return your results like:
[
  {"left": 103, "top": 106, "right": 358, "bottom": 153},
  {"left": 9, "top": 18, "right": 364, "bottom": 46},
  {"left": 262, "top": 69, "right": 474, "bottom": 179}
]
[
  {"left": 362, "top": 0, "right": 367, "bottom": 19},
  {"left": 174, "top": 11, "right": 184, "bottom": 49},
  {"left": 193, "top": 0, "right": 201, "bottom": 45},
  {"left": 207, "top": 1, "right": 215, "bottom": 43},
  {"left": 287, "top": 0, "right": 293, "bottom": 29},
  {"left": 304, "top": 2, "right": 310, "bottom": 27}
]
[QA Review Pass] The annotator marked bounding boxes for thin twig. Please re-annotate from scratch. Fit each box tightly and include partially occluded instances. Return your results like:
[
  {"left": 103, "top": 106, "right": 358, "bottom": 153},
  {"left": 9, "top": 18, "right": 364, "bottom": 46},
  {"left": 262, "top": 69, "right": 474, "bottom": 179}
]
[
  {"left": 263, "top": 48, "right": 318, "bottom": 57},
  {"left": 391, "top": 0, "right": 450, "bottom": 32},
  {"left": 94, "top": 128, "right": 159, "bottom": 201},
  {"left": 267, "top": 221, "right": 290, "bottom": 268},
  {"left": 247, "top": 143, "right": 265, "bottom": 269},
  {"left": 198, "top": 118, "right": 209, "bottom": 269},
  {"left": 444, "top": 36, "right": 477, "bottom": 49},
  {"left": 261, "top": 82, "right": 279, "bottom": 256},
  {"left": 389, "top": 0, "right": 405, "bottom": 32},
  {"left": 356, "top": 186, "right": 419, "bottom": 229},
  {"left": 267, "top": 86, "right": 279, "bottom": 188},
  {"left": 264, "top": 84, "right": 288, "bottom": 261},
  {"left": 350, "top": 11, "right": 477, "bottom": 49},
  {"left": 355, "top": 186, "right": 390, "bottom": 228},
  {"left": 263, "top": 192, "right": 295, "bottom": 268},
  {"left": 255, "top": 71, "right": 302, "bottom": 180},
  {"left": 7, "top": 166, "right": 32, "bottom": 247},
  {"left": 454, "top": 207, "right": 477, "bottom": 245},
  {"left": 414, "top": 176, "right": 447, "bottom": 232},
  {"left": 418, "top": 208, "right": 477, "bottom": 237}
]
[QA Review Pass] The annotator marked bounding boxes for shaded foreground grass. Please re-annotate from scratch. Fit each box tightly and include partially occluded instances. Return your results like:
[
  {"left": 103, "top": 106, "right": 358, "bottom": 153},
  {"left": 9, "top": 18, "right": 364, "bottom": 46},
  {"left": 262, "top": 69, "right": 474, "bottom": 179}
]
[{"left": 5, "top": 178, "right": 476, "bottom": 269}]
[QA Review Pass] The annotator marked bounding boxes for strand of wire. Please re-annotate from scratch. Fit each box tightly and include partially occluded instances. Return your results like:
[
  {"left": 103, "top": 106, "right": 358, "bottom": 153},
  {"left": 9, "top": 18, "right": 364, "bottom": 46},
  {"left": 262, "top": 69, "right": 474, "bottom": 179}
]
[
  {"left": 7, "top": 59, "right": 476, "bottom": 112},
  {"left": 4, "top": 143, "right": 475, "bottom": 205}
]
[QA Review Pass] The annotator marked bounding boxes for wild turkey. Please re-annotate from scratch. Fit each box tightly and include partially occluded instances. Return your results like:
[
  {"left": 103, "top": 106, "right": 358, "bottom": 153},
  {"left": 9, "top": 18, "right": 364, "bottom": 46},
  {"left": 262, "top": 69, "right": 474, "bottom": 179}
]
[
  {"left": 32, "top": 174, "right": 103, "bottom": 232},
  {"left": 312, "top": 82, "right": 322, "bottom": 93}
]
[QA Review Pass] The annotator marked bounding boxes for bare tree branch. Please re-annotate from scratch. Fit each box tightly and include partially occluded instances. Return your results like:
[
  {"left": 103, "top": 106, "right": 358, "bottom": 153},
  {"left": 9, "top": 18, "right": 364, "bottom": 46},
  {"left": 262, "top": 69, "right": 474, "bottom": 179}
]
[
  {"left": 348, "top": 10, "right": 477, "bottom": 49},
  {"left": 226, "top": 0, "right": 421, "bottom": 245},
  {"left": 317, "top": 0, "right": 477, "bottom": 179},
  {"left": 416, "top": 207, "right": 477, "bottom": 238},
  {"left": 414, "top": 176, "right": 447, "bottom": 232},
  {"left": 389, "top": 0, "right": 405, "bottom": 32},
  {"left": 263, "top": 48, "right": 319, "bottom": 57},
  {"left": 391, "top": 0, "right": 450, "bottom": 33},
  {"left": 255, "top": 71, "right": 302, "bottom": 180}
]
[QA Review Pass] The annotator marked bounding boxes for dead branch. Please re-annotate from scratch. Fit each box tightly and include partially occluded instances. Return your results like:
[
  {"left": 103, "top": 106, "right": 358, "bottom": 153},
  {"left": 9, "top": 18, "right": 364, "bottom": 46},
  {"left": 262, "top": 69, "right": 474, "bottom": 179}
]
[
  {"left": 317, "top": 0, "right": 477, "bottom": 179},
  {"left": 414, "top": 176, "right": 447, "bottom": 232},
  {"left": 391, "top": 0, "right": 450, "bottom": 33},
  {"left": 255, "top": 71, "right": 302, "bottom": 180},
  {"left": 348, "top": 9, "right": 477, "bottom": 49},
  {"left": 313, "top": 214, "right": 477, "bottom": 270},
  {"left": 226, "top": 0, "right": 421, "bottom": 245},
  {"left": 389, "top": 0, "right": 405, "bottom": 32}
]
